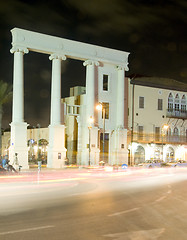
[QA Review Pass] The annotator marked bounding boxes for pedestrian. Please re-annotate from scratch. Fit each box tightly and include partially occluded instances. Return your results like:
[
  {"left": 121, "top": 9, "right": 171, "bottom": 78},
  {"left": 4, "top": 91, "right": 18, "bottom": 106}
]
[
  {"left": 38, "top": 160, "right": 42, "bottom": 172},
  {"left": 13, "top": 153, "right": 21, "bottom": 171},
  {"left": 2, "top": 155, "right": 8, "bottom": 168},
  {"left": 6, "top": 159, "right": 17, "bottom": 173}
]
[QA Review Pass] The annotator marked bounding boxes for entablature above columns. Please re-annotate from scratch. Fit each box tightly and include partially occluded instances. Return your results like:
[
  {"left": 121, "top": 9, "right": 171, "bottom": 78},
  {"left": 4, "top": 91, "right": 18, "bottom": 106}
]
[{"left": 11, "top": 28, "right": 130, "bottom": 70}]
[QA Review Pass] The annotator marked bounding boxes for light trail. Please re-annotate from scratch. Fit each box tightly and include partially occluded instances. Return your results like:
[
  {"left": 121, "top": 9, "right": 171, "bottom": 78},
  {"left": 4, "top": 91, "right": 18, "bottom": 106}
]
[{"left": 0, "top": 225, "right": 54, "bottom": 235}]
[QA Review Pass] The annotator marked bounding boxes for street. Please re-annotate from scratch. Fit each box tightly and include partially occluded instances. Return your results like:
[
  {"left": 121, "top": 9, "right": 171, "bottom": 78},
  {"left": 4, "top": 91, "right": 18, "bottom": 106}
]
[{"left": 0, "top": 167, "right": 187, "bottom": 239}]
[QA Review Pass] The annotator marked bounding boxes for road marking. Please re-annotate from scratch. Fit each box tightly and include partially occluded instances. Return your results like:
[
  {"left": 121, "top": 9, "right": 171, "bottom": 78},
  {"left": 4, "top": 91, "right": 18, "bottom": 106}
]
[
  {"left": 104, "top": 228, "right": 165, "bottom": 239},
  {"left": 155, "top": 196, "right": 167, "bottom": 202},
  {"left": 154, "top": 184, "right": 172, "bottom": 203},
  {"left": 0, "top": 225, "right": 54, "bottom": 235},
  {"left": 108, "top": 207, "right": 139, "bottom": 217}
]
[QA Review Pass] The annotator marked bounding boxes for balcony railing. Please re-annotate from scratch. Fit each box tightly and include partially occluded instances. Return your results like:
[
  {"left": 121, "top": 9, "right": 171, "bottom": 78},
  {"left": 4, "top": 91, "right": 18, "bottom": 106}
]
[
  {"left": 166, "top": 109, "right": 187, "bottom": 119},
  {"left": 129, "top": 132, "right": 187, "bottom": 144}
]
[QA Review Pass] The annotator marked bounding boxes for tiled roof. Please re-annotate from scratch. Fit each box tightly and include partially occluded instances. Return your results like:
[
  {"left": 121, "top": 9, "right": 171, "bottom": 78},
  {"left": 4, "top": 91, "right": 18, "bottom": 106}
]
[{"left": 130, "top": 77, "right": 187, "bottom": 92}]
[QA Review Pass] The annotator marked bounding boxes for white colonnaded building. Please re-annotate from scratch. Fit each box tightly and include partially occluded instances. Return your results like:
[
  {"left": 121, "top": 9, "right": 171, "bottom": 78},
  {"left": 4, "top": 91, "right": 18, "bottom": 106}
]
[{"left": 7, "top": 28, "right": 129, "bottom": 168}]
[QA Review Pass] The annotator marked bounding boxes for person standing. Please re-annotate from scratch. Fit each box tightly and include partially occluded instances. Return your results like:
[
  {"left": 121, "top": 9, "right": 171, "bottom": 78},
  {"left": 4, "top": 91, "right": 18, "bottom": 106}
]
[{"left": 13, "top": 153, "right": 21, "bottom": 171}]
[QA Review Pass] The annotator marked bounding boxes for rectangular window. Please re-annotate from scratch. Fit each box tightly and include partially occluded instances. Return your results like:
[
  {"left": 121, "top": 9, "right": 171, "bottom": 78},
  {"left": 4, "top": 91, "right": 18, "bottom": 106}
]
[
  {"left": 139, "top": 97, "right": 144, "bottom": 109},
  {"left": 102, "top": 102, "right": 109, "bottom": 119},
  {"left": 155, "top": 127, "right": 160, "bottom": 141},
  {"left": 175, "top": 104, "right": 179, "bottom": 111},
  {"left": 67, "top": 105, "right": 71, "bottom": 114},
  {"left": 103, "top": 75, "right": 108, "bottom": 91},
  {"left": 138, "top": 126, "right": 143, "bottom": 140},
  {"left": 168, "top": 103, "right": 173, "bottom": 111},
  {"left": 158, "top": 99, "right": 163, "bottom": 110},
  {"left": 181, "top": 105, "right": 186, "bottom": 112},
  {"left": 100, "top": 133, "right": 109, "bottom": 153}
]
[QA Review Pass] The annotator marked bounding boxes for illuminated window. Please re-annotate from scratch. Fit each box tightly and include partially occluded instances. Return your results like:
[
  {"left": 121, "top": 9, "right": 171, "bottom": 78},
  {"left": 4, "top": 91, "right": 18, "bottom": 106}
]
[
  {"left": 155, "top": 127, "right": 160, "bottom": 141},
  {"left": 138, "top": 126, "right": 143, "bottom": 140},
  {"left": 103, "top": 74, "right": 108, "bottom": 91},
  {"left": 102, "top": 102, "right": 109, "bottom": 119}
]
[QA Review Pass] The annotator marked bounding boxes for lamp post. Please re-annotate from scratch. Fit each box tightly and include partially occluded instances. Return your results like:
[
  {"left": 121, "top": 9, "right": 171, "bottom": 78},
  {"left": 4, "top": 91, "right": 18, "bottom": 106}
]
[
  {"left": 96, "top": 103, "right": 105, "bottom": 163},
  {"left": 88, "top": 116, "right": 94, "bottom": 166},
  {"left": 161, "top": 124, "right": 169, "bottom": 161}
]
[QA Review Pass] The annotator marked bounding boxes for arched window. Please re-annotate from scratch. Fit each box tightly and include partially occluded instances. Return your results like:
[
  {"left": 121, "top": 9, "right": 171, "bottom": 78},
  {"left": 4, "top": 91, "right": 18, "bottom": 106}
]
[
  {"left": 168, "top": 93, "right": 173, "bottom": 111},
  {"left": 166, "top": 147, "right": 175, "bottom": 161},
  {"left": 174, "top": 94, "right": 180, "bottom": 111},
  {"left": 134, "top": 145, "right": 145, "bottom": 164},
  {"left": 173, "top": 127, "right": 179, "bottom": 136},
  {"left": 181, "top": 95, "right": 186, "bottom": 112},
  {"left": 166, "top": 127, "right": 171, "bottom": 136}
]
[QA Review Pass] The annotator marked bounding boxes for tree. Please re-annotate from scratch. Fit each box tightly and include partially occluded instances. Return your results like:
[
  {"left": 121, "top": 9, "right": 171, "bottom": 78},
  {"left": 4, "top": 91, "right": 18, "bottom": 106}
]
[{"left": 0, "top": 80, "right": 13, "bottom": 155}]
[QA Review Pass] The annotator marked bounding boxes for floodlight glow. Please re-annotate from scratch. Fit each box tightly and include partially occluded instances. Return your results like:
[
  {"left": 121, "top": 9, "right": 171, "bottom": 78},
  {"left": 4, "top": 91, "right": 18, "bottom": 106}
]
[
  {"left": 96, "top": 104, "right": 102, "bottom": 111},
  {"left": 163, "top": 124, "right": 169, "bottom": 130},
  {"left": 89, "top": 116, "right": 94, "bottom": 124}
]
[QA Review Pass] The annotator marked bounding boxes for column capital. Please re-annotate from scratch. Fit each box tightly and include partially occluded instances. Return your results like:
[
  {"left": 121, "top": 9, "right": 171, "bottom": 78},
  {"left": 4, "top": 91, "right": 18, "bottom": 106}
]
[
  {"left": 10, "top": 46, "right": 29, "bottom": 54},
  {"left": 49, "top": 53, "right": 66, "bottom": 61},
  {"left": 83, "top": 60, "right": 100, "bottom": 67},
  {"left": 116, "top": 62, "right": 129, "bottom": 71},
  {"left": 116, "top": 65, "right": 124, "bottom": 71}
]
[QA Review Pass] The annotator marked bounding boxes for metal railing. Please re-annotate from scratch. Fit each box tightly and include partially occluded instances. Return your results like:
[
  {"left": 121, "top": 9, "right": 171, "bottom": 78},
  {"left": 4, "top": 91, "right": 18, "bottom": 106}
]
[
  {"left": 166, "top": 109, "right": 187, "bottom": 119},
  {"left": 129, "top": 132, "right": 187, "bottom": 144}
]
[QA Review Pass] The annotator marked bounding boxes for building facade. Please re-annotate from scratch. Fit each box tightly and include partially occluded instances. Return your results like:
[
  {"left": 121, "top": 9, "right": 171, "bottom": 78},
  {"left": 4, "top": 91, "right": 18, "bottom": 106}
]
[{"left": 127, "top": 77, "right": 187, "bottom": 165}]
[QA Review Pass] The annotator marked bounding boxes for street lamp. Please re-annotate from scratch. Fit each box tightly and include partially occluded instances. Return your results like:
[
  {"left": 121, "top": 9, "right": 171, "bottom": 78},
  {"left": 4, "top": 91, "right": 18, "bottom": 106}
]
[
  {"left": 162, "top": 124, "right": 169, "bottom": 161},
  {"left": 88, "top": 116, "right": 94, "bottom": 166},
  {"left": 96, "top": 103, "right": 105, "bottom": 163}
]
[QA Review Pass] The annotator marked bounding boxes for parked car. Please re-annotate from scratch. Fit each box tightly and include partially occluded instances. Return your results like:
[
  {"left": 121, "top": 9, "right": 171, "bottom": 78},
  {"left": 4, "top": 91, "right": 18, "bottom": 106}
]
[
  {"left": 172, "top": 160, "right": 187, "bottom": 167},
  {"left": 139, "top": 159, "right": 168, "bottom": 168}
]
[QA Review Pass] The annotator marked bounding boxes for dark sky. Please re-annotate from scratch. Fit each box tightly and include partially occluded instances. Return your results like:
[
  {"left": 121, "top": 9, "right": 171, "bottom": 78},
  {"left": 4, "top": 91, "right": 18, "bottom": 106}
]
[{"left": 0, "top": 0, "right": 187, "bottom": 128}]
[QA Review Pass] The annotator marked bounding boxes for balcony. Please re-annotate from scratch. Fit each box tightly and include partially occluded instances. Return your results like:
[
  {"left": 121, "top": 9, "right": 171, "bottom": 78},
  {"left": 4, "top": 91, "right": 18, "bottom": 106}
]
[
  {"left": 129, "top": 132, "right": 187, "bottom": 145},
  {"left": 166, "top": 109, "right": 187, "bottom": 119}
]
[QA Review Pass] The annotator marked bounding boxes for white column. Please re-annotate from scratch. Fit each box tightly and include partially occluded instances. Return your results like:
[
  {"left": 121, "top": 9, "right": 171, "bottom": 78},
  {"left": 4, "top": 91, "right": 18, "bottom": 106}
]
[
  {"left": 9, "top": 46, "right": 29, "bottom": 169},
  {"left": 116, "top": 65, "right": 125, "bottom": 129},
  {"left": 10, "top": 47, "right": 29, "bottom": 123},
  {"left": 83, "top": 60, "right": 99, "bottom": 122},
  {"left": 49, "top": 54, "right": 66, "bottom": 125},
  {"left": 110, "top": 65, "right": 128, "bottom": 166},
  {"left": 81, "top": 60, "right": 100, "bottom": 166},
  {"left": 47, "top": 54, "right": 67, "bottom": 168}
]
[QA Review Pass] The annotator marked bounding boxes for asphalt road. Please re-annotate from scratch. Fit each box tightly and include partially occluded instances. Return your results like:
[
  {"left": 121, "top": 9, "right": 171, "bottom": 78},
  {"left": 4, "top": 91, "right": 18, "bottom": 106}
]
[{"left": 0, "top": 168, "right": 187, "bottom": 240}]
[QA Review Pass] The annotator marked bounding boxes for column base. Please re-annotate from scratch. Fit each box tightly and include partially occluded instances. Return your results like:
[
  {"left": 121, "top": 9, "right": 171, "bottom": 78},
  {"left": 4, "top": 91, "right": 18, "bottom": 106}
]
[
  {"left": 47, "top": 124, "right": 67, "bottom": 168},
  {"left": 77, "top": 148, "right": 100, "bottom": 166},
  {"left": 109, "top": 128, "right": 128, "bottom": 166},
  {"left": 9, "top": 122, "right": 29, "bottom": 169},
  {"left": 110, "top": 149, "right": 129, "bottom": 166}
]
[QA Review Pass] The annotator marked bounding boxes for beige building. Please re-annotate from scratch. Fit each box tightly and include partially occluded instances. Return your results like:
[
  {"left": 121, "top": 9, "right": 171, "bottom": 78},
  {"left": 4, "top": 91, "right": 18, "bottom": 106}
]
[{"left": 127, "top": 77, "right": 187, "bottom": 165}]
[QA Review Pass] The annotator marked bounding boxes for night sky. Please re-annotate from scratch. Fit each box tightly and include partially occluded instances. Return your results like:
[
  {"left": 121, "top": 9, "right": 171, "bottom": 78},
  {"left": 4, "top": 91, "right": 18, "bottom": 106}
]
[{"left": 0, "top": 0, "right": 186, "bottom": 129}]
